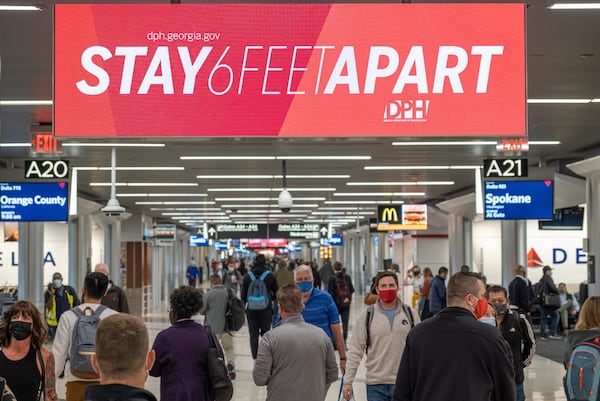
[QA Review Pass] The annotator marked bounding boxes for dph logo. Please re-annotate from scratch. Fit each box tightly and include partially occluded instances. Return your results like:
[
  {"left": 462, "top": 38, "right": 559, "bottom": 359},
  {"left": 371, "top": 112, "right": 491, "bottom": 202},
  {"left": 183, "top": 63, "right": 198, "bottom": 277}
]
[{"left": 383, "top": 100, "right": 430, "bottom": 122}]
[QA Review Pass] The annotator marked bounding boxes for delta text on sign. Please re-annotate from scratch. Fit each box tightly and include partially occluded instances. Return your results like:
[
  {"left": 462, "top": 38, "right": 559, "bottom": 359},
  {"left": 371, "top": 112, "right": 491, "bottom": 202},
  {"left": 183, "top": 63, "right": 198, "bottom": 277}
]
[{"left": 54, "top": 4, "right": 525, "bottom": 138}]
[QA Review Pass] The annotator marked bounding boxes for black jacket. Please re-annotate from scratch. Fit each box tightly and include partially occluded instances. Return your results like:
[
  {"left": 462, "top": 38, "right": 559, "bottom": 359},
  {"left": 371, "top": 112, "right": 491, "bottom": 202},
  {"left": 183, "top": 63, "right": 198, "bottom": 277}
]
[
  {"left": 498, "top": 309, "right": 535, "bottom": 384},
  {"left": 540, "top": 274, "right": 559, "bottom": 295},
  {"left": 240, "top": 265, "right": 279, "bottom": 308},
  {"left": 394, "top": 307, "right": 516, "bottom": 401},
  {"left": 508, "top": 276, "right": 533, "bottom": 313},
  {"left": 85, "top": 383, "right": 157, "bottom": 401},
  {"left": 327, "top": 271, "right": 355, "bottom": 309}
]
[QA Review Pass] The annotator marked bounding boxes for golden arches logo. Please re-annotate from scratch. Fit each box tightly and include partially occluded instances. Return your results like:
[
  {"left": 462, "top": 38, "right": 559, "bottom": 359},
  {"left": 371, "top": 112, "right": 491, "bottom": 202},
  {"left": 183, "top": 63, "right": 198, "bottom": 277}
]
[{"left": 380, "top": 207, "right": 399, "bottom": 223}]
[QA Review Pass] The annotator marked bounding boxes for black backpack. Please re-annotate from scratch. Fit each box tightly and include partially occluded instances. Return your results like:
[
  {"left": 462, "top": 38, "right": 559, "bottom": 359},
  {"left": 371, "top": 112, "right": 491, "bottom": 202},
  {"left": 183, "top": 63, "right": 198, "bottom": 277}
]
[
  {"left": 225, "top": 289, "right": 245, "bottom": 332},
  {"left": 334, "top": 275, "right": 352, "bottom": 306}
]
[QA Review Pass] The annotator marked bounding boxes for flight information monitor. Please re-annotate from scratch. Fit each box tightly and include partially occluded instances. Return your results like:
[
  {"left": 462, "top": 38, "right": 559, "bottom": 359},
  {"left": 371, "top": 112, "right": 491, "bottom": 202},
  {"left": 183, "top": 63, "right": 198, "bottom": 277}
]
[
  {"left": 484, "top": 180, "right": 553, "bottom": 220},
  {"left": 0, "top": 182, "right": 69, "bottom": 222}
]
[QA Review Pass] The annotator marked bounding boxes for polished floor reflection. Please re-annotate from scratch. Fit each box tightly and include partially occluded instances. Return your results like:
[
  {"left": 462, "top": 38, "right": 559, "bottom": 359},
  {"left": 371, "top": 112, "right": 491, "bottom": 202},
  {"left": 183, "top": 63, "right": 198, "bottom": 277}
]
[{"left": 55, "top": 295, "right": 567, "bottom": 401}]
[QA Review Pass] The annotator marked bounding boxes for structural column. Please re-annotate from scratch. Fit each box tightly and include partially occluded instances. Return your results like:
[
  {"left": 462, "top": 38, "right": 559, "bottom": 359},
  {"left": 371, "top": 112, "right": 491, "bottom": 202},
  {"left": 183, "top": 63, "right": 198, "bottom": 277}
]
[
  {"left": 448, "top": 213, "right": 465, "bottom": 274},
  {"left": 18, "top": 222, "right": 44, "bottom": 306}
]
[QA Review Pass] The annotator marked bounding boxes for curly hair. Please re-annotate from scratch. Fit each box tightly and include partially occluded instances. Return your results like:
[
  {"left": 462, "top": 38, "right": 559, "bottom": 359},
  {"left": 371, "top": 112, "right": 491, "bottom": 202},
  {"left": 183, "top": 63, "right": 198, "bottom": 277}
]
[
  {"left": 169, "top": 286, "right": 203, "bottom": 320},
  {"left": 0, "top": 301, "right": 47, "bottom": 348}
]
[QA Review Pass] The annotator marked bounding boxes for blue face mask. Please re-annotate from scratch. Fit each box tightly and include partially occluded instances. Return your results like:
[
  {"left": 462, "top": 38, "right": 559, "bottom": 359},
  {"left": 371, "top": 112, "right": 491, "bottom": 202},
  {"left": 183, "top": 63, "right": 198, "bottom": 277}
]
[
  {"left": 479, "top": 317, "right": 496, "bottom": 327},
  {"left": 296, "top": 281, "right": 313, "bottom": 293},
  {"left": 53, "top": 279, "right": 63, "bottom": 288}
]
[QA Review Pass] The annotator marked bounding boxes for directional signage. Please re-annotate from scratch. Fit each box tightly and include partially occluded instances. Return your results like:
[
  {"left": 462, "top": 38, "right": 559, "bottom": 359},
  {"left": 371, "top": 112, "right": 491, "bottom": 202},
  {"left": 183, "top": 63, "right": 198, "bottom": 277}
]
[
  {"left": 324, "top": 234, "right": 343, "bottom": 246},
  {"left": 25, "top": 160, "right": 70, "bottom": 179},
  {"left": 319, "top": 225, "right": 330, "bottom": 239},
  {"left": 214, "top": 241, "right": 228, "bottom": 250},
  {"left": 483, "top": 158, "right": 528, "bottom": 178},
  {"left": 206, "top": 224, "right": 218, "bottom": 240},
  {"left": 30, "top": 131, "right": 63, "bottom": 155},
  {"left": 274, "top": 223, "right": 321, "bottom": 240},
  {"left": 212, "top": 223, "right": 322, "bottom": 239}
]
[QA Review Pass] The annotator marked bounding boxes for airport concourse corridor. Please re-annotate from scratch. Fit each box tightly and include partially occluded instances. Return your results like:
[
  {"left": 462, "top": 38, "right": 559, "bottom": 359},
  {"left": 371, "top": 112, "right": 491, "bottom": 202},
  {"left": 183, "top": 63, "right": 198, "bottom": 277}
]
[{"left": 54, "top": 294, "right": 566, "bottom": 401}]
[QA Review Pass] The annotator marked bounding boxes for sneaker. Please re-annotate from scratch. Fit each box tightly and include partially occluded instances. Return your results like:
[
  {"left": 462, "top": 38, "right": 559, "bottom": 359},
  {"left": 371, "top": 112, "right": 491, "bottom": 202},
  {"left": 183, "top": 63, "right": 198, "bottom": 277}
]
[
  {"left": 539, "top": 336, "right": 548, "bottom": 340},
  {"left": 227, "top": 363, "right": 236, "bottom": 380},
  {"left": 549, "top": 335, "right": 563, "bottom": 340}
]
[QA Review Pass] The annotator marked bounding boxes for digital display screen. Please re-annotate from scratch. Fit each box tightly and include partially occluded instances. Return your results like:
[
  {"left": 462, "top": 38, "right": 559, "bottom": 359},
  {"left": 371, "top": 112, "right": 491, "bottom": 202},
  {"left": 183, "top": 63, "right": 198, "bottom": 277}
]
[
  {"left": 189, "top": 235, "right": 209, "bottom": 247},
  {"left": 538, "top": 206, "right": 584, "bottom": 230},
  {"left": 484, "top": 180, "right": 553, "bottom": 220},
  {"left": 0, "top": 182, "right": 68, "bottom": 222}
]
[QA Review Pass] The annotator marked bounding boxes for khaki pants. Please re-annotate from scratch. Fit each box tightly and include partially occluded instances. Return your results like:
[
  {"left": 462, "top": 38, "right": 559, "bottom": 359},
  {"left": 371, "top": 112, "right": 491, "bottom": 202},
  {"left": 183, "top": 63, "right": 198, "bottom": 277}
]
[
  {"left": 218, "top": 332, "right": 235, "bottom": 367},
  {"left": 66, "top": 380, "right": 100, "bottom": 401}
]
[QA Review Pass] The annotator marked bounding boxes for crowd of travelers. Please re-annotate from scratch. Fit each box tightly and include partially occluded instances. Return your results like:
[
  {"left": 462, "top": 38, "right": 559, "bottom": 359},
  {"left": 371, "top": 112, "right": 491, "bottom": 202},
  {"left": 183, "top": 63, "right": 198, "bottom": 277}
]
[{"left": 0, "top": 255, "right": 594, "bottom": 401}]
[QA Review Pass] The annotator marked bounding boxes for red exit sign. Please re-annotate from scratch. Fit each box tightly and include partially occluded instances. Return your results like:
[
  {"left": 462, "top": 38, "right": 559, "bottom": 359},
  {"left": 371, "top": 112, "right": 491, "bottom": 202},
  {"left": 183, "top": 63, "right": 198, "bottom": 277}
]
[
  {"left": 30, "top": 132, "right": 62, "bottom": 155},
  {"left": 496, "top": 138, "right": 528, "bottom": 152}
]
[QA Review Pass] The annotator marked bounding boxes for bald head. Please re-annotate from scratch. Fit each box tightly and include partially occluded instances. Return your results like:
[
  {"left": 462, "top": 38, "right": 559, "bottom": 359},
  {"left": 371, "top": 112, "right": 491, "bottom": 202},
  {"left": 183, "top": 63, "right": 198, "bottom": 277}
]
[{"left": 95, "top": 263, "right": 109, "bottom": 277}]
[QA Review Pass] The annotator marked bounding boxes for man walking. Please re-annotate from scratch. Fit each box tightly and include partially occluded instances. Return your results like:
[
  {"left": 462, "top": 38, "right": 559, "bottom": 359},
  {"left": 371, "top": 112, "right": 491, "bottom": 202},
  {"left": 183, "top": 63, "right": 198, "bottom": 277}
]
[
  {"left": 487, "top": 285, "right": 536, "bottom": 401},
  {"left": 509, "top": 264, "right": 533, "bottom": 316},
  {"left": 84, "top": 314, "right": 156, "bottom": 401},
  {"left": 328, "top": 261, "right": 355, "bottom": 342},
  {"left": 253, "top": 284, "right": 338, "bottom": 401},
  {"left": 241, "top": 254, "right": 279, "bottom": 359},
  {"left": 428, "top": 267, "right": 448, "bottom": 317},
  {"left": 343, "top": 271, "right": 418, "bottom": 401},
  {"left": 45, "top": 271, "right": 80, "bottom": 339},
  {"left": 201, "top": 274, "right": 237, "bottom": 378},
  {"left": 94, "top": 263, "right": 130, "bottom": 313},
  {"left": 53, "top": 272, "right": 119, "bottom": 401},
  {"left": 393, "top": 272, "right": 515, "bottom": 401}
]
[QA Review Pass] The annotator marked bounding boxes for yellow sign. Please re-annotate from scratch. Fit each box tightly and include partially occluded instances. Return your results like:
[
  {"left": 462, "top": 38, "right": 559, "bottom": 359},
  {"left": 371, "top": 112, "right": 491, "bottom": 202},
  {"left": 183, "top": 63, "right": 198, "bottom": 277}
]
[{"left": 378, "top": 206, "right": 400, "bottom": 223}]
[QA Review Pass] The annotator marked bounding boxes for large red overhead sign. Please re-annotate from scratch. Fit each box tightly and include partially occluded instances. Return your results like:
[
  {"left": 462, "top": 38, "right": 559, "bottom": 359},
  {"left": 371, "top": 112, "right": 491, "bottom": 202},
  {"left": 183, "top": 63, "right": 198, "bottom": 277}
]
[{"left": 54, "top": 4, "right": 526, "bottom": 137}]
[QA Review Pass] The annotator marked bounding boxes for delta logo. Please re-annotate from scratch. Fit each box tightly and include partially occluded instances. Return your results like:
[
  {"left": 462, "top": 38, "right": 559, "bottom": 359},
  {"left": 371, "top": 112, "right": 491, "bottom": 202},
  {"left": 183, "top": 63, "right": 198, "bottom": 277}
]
[
  {"left": 383, "top": 100, "right": 430, "bottom": 122},
  {"left": 527, "top": 247, "right": 544, "bottom": 267}
]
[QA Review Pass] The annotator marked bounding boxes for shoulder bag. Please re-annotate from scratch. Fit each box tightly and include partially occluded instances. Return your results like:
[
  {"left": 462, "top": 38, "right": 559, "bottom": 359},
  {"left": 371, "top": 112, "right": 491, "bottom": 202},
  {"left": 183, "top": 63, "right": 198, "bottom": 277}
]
[{"left": 206, "top": 326, "right": 233, "bottom": 401}]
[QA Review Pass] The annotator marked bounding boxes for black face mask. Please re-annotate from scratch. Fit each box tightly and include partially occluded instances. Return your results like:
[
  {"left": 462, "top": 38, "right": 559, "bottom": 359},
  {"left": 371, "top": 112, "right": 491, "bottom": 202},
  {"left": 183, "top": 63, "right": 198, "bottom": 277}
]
[
  {"left": 493, "top": 303, "right": 508, "bottom": 316},
  {"left": 9, "top": 321, "right": 33, "bottom": 341}
]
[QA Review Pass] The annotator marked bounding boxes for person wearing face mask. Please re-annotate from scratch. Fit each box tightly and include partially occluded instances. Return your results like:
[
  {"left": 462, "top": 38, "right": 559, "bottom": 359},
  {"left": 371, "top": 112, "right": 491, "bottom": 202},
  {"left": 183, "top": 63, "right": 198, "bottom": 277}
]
[
  {"left": 223, "top": 259, "right": 243, "bottom": 295},
  {"left": 0, "top": 300, "right": 59, "bottom": 401},
  {"left": 275, "top": 264, "right": 347, "bottom": 372},
  {"left": 487, "top": 285, "right": 536, "bottom": 401},
  {"left": 150, "top": 286, "right": 211, "bottom": 401},
  {"left": 84, "top": 314, "right": 156, "bottom": 401},
  {"left": 393, "top": 272, "right": 515, "bottom": 401},
  {"left": 404, "top": 266, "right": 424, "bottom": 310},
  {"left": 342, "top": 271, "right": 419, "bottom": 401},
  {"left": 45, "top": 272, "right": 80, "bottom": 340}
]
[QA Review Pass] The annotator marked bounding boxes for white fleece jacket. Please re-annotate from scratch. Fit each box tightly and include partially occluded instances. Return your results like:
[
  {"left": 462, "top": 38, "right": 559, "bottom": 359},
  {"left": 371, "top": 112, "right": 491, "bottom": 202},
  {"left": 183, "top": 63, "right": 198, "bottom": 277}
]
[{"left": 345, "top": 299, "right": 419, "bottom": 385}]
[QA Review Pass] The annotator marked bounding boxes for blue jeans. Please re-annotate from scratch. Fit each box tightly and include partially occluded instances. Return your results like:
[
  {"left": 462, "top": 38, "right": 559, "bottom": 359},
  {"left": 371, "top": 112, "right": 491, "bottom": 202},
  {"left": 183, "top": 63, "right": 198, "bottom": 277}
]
[
  {"left": 366, "top": 384, "right": 395, "bottom": 401},
  {"left": 540, "top": 306, "right": 559, "bottom": 337},
  {"left": 516, "top": 382, "right": 525, "bottom": 401}
]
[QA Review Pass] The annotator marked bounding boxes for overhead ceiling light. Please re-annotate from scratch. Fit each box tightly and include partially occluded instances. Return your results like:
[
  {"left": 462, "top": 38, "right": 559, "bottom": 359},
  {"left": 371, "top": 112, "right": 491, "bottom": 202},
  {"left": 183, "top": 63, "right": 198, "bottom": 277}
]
[
  {"left": 529, "top": 140, "right": 562, "bottom": 145},
  {"left": 117, "top": 193, "right": 207, "bottom": 197},
  {"left": 592, "top": 99, "right": 600, "bottom": 103},
  {"left": 312, "top": 211, "right": 349, "bottom": 215},
  {"left": 0, "top": 99, "right": 51, "bottom": 105},
  {"left": 549, "top": 3, "right": 600, "bottom": 9},
  {"left": 150, "top": 208, "right": 221, "bottom": 211},
  {"left": 276, "top": 156, "right": 371, "bottom": 160},
  {"left": 220, "top": 204, "right": 319, "bottom": 208},
  {"left": 136, "top": 201, "right": 216, "bottom": 205},
  {"left": 392, "top": 141, "right": 496, "bottom": 146},
  {"left": 196, "top": 174, "right": 350, "bottom": 179},
  {"left": 75, "top": 166, "right": 184, "bottom": 171},
  {"left": 346, "top": 181, "right": 454, "bottom": 186},
  {"left": 334, "top": 192, "right": 425, "bottom": 196},
  {"left": 527, "top": 99, "right": 591, "bottom": 104},
  {"left": 215, "top": 197, "right": 326, "bottom": 201},
  {"left": 0, "top": 142, "right": 30, "bottom": 147},
  {"left": 182, "top": 156, "right": 275, "bottom": 160},
  {"left": 325, "top": 200, "right": 404, "bottom": 205},
  {"left": 235, "top": 209, "right": 312, "bottom": 213},
  {"left": 207, "top": 188, "right": 335, "bottom": 192},
  {"left": 91, "top": 182, "right": 198, "bottom": 187},
  {"left": 319, "top": 207, "right": 376, "bottom": 211},
  {"left": 63, "top": 143, "right": 165, "bottom": 147},
  {"left": 229, "top": 214, "right": 308, "bottom": 218},
  {"left": 364, "top": 166, "right": 447, "bottom": 170}
]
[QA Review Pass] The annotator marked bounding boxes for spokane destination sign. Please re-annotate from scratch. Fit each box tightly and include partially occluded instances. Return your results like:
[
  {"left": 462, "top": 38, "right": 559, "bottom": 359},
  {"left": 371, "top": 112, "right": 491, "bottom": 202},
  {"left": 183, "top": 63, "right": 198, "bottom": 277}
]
[{"left": 54, "top": 4, "right": 525, "bottom": 138}]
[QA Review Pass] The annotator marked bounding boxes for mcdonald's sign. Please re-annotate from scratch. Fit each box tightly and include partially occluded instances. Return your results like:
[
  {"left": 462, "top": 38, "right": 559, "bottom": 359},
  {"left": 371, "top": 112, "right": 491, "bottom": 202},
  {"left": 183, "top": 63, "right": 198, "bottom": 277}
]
[{"left": 378, "top": 205, "right": 402, "bottom": 224}]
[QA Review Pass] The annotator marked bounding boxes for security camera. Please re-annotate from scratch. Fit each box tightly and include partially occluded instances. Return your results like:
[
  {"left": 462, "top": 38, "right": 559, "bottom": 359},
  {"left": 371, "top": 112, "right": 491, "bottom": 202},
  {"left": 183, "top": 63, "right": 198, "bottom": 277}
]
[
  {"left": 101, "top": 199, "right": 126, "bottom": 216},
  {"left": 278, "top": 189, "right": 293, "bottom": 213}
]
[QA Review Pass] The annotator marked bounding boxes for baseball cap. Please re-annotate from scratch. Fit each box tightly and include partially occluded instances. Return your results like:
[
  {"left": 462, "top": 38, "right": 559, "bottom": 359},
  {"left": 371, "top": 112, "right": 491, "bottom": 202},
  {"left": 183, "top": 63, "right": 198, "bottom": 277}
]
[{"left": 543, "top": 265, "right": 553, "bottom": 272}]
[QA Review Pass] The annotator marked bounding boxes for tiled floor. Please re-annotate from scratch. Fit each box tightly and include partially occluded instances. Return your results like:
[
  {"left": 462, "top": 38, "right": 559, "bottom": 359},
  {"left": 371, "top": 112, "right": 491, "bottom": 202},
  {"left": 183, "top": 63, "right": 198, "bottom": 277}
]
[{"left": 56, "top": 295, "right": 567, "bottom": 401}]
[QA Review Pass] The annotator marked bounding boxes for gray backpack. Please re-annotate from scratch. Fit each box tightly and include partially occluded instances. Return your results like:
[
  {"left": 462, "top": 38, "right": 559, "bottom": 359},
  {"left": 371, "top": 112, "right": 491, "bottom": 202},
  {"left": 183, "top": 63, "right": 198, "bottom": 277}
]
[{"left": 69, "top": 305, "right": 106, "bottom": 379}]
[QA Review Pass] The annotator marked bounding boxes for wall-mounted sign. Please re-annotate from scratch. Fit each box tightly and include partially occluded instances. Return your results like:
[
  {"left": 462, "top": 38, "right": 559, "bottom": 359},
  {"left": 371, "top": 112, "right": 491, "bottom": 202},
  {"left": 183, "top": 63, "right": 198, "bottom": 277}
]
[
  {"left": 247, "top": 238, "right": 287, "bottom": 247},
  {"left": 484, "top": 180, "right": 553, "bottom": 220},
  {"left": 325, "top": 234, "right": 343, "bottom": 246},
  {"left": 189, "top": 235, "right": 209, "bottom": 247},
  {"left": 496, "top": 138, "right": 528, "bottom": 152},
  {"left": 0, "top": 182, "right": 68, "bottom": 222},
  {"left": 483, "top": 158, "right": 527, "bottom": 178},
  {"left": 24, "top": 160, "right": 70, "bottom": 179},
  {"left": 153, "top": 224, "right": 176, "bottom": 240},
  {"left": 214, "top": 241, "right": 228, "bottom": 250},
  {"left": 55, "top": 4, "right": 525, "bottom": 138},
  {"left": 377, "top": 204, "right": 427, "bottom": 231},
  {"left": 30, "top": 131, "right": 62, "bottom": 155}
]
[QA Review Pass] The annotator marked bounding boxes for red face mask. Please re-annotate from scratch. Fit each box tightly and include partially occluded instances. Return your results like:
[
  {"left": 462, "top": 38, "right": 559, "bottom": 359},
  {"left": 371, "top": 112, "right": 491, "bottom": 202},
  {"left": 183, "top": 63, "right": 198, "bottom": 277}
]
[
  {"left": 473, "top": 296, "right": 488, "bottom": 319},
  {"left": 379, "top": 289, "right": 398, "bottom": 304}
]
